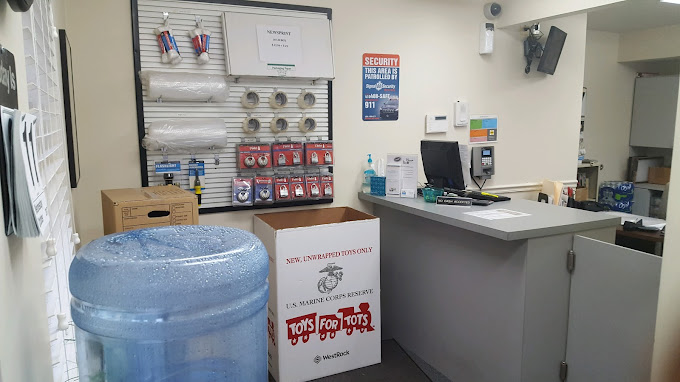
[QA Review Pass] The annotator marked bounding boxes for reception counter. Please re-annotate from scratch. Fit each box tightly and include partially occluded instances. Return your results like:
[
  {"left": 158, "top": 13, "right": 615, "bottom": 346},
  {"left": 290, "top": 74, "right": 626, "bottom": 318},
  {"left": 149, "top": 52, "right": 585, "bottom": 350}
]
[{"left": 359, "top": 193, "right": 622, "bottom": 382}]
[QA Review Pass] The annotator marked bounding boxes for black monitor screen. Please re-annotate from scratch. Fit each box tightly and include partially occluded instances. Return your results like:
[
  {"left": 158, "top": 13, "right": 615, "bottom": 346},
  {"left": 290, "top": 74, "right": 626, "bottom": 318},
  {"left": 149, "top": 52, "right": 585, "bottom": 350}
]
[
  {"left": 537, "top": 26, "right": 567, "bottom": 75},
  {"left": 420, "top": 140, "right": 466, "bottom": 190}
]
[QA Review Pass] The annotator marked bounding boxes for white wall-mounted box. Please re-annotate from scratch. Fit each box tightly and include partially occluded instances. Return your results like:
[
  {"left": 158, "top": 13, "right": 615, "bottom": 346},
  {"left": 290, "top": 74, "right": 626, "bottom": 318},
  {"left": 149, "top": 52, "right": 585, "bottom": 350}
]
[{"left": 222, "top": 10, "right": 335, "bottom": 79}]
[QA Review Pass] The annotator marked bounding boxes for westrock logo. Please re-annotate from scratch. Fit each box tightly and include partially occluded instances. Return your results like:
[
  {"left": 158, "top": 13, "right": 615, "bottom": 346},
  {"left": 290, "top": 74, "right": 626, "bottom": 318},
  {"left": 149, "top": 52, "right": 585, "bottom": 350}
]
[
  {"left": 314, "top": 351, "right": 350, "bottom": 364},
  {"left": 286, "top": 303, "right": 375, "bottom": 346},
  {"left": 317, "top": 263, "right": 343, "bottom": 294},
  {"left": 365, "top": 81, "right": 396, "bottom": 91}
]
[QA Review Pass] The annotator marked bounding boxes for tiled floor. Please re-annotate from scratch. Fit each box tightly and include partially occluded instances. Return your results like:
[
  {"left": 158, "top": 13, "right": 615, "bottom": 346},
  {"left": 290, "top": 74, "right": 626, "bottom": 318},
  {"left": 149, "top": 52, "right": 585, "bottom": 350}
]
[{"left": 269, "top": 340, "right": 431, "bottom": 382}]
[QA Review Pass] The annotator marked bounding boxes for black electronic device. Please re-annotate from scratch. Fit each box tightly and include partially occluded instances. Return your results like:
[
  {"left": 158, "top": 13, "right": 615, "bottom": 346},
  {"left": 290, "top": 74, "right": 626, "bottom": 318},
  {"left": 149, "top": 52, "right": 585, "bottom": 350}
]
[
  {"left": 420, "top": 140, "right": 466, "bottom": 190},
  {"left": 471, "top": 146, "right": 495, "bottom": 179},
  {"left": 7, "top": 0, "right": 33, "bottom": 12},
  {"left": 471, "top": 199, "right": 494, "bottom": 206},
  {"left": 537, "top": 26, "right": 567, "bottom": 75}
]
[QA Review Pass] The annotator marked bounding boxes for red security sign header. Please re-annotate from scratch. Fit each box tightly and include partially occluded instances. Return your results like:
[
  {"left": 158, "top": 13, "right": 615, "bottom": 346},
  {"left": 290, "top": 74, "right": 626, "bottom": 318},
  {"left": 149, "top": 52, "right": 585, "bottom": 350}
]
[{"left": 362, "top": 54, "right": 400, "bottom": 67}]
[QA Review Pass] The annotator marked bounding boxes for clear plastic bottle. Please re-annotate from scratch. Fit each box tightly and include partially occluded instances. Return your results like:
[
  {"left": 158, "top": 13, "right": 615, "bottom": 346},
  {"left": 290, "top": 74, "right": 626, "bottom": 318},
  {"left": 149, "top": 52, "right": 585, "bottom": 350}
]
[
  {"left": 69, "top": 225, "right": 269, "bottom": 382},
  {"left": 362, "top": 154, "right": 376, "bottom": 193}
]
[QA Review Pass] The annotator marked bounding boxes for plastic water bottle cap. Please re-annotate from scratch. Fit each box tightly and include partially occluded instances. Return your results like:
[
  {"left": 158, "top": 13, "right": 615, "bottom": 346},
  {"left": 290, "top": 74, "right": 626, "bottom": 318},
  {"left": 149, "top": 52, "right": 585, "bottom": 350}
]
[
  {"left": 46, "top": 239, "right": 57, "bottom": 257},
  {"left": 57, "top": 313, "right": 69, "bottom": 331},
  {"left": 367, "top": 154, "right": 372, "bottom": 163}
]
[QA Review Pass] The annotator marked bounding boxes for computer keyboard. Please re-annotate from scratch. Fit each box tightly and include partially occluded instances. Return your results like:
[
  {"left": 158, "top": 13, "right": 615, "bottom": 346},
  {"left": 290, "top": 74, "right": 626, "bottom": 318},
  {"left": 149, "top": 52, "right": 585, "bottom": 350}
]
[{"left": 446, "top": 189, "right": 511, "bottom": 202}]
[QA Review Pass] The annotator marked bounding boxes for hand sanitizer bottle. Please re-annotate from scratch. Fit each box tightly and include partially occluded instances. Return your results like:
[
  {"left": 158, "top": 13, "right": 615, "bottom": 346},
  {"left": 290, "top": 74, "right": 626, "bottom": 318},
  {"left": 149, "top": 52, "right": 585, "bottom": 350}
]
[{"left": 362, "top": 154, "right": 376, "bottom": 193}]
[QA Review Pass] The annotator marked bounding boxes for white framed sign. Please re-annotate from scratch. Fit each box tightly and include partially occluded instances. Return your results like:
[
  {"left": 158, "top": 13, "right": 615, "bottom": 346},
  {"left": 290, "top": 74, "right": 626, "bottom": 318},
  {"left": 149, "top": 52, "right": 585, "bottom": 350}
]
[{"left": 256, "top": 24, "right": 302, "bottom": 66}]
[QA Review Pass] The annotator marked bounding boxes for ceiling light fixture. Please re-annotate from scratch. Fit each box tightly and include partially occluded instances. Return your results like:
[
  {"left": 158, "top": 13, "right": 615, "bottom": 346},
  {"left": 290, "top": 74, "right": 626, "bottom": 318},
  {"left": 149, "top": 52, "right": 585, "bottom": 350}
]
[{"left": 660, "top": 0, "right": 680, "bottom": 4}]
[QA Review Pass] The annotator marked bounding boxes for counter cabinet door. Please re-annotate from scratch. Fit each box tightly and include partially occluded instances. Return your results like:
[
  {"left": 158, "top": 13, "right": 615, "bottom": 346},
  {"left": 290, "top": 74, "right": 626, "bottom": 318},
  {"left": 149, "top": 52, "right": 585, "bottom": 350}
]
[{"left": 565, "top": 236, "right": 661, "bottom": 382}]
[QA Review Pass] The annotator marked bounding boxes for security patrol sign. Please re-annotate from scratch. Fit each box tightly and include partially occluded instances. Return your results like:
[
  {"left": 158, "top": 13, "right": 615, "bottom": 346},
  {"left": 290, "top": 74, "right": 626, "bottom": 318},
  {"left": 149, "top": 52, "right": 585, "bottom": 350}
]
[{"left": 362, "top": 53, "right": 399, "bottom": 121}]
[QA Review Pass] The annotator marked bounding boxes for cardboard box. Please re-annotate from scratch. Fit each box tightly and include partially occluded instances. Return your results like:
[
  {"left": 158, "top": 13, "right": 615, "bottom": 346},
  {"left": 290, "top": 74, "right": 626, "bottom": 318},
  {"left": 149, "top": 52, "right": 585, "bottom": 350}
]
[
  {"left": 254, "top": 207, "right": 381, "bottom": 382},
  {"left": 648, "top": 167, "right": 671, "bottom": 185},
  {"left": 575, "top": 187, "right": 589, "bottom": 202},
  {"left": 101, "top": 185, "right": 198, "bottom": 235},
  {"left": 628, "top": 156, "right": 664, "bottom": 183}
]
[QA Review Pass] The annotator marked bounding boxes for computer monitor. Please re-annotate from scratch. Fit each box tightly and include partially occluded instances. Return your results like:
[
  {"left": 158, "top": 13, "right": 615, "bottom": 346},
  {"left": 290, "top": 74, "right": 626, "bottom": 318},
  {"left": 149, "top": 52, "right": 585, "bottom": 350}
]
[{"left": 420, "top": 140, "right": 466, "bottom": 190}]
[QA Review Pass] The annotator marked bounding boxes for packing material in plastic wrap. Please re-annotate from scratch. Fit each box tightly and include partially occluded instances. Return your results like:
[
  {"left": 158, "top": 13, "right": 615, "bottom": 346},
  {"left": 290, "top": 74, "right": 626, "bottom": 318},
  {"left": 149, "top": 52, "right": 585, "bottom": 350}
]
[
  {"left": 142, "top": 119, "right": 227, "bottom": 151},
  {"left": 140, "top": 71, "right": 229, "bottom": 102},
  {"left": 154, "top": 14, "right": 182, "bottom": 65},
  {"left": 599, "top": 181, "right": 634, "bottom": 213},
  {"left": 190, "top": 17, "right": 212, "bottom": 65}
]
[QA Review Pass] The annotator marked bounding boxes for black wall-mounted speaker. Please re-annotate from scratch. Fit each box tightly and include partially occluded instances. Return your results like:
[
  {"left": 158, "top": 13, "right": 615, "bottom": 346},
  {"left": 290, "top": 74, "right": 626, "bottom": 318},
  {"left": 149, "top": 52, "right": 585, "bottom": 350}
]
[
  {"left": 537, "top": 26, "right": 567, "bottom": 75},
  {"left": 7, "top": 0, "right": 34, "bottom": 12}
]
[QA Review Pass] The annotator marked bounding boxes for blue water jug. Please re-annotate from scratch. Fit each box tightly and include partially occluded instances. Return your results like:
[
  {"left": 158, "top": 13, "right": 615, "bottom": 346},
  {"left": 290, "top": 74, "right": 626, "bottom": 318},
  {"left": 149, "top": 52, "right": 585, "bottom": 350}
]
[{"left": 69, "top": 225, "right": 269, "bottom": 381}]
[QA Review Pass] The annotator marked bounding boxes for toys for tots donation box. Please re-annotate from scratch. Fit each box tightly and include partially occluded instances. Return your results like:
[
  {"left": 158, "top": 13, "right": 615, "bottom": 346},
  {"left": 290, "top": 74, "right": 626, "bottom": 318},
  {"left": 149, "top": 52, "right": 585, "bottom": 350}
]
[{"left": 254, "top": 207, "right": 381, "bottom": 382}]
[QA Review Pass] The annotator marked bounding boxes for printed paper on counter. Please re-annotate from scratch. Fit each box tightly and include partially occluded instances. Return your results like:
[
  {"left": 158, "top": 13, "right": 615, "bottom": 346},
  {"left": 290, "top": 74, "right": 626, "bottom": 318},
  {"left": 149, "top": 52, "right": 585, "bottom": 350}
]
[{"left": 465, "top": 209, "right": 530, "bottom": 220}]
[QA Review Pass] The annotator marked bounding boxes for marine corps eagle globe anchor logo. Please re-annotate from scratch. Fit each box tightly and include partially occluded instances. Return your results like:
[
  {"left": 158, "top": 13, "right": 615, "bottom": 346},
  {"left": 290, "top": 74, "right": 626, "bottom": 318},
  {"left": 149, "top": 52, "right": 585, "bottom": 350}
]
[{"left": 318, "top": 263, "right": 343, "bottom": 294}]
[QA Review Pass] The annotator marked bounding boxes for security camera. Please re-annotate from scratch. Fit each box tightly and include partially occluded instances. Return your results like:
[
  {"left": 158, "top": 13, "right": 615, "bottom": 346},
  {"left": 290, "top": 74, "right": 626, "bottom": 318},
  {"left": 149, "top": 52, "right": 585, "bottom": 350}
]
[{"left": 484, "top": 3, "right": 502, "bottom": 20}]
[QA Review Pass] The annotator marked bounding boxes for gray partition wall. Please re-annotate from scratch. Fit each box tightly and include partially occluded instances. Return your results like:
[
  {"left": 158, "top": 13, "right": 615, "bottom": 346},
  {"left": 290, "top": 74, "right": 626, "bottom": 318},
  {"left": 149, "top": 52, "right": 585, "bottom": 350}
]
[{"left": 566, "top": 236, "right": 661, "bottom": 382}]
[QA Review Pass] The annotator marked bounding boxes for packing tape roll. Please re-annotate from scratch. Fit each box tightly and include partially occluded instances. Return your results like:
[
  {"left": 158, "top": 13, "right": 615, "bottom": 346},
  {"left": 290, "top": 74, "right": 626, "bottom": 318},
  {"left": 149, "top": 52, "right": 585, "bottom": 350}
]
[
  {"left": 270, "top": 117, "right": 289, "bottom": 133},
  {"left": 241, "top": 90, "right": 260, "bottom": 109},
  {"left": 297, "top": 91, "right": 316, "bottom": 109},
  {"left": 269, "top": 91, "right": 288, "bottom": 109},
  {"left": 242, "top": 117, "right": 261, "bottom": 134},
  {"left": 299, "top": 116, "right": 317, "bottom": 133}
]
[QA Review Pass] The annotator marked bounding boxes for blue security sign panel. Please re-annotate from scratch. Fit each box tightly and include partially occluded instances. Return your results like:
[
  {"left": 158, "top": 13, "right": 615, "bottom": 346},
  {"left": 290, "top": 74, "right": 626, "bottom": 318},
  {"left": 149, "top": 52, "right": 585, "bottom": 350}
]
[{"left": 363, "top": 53, "right": 400, "bottom": 121}]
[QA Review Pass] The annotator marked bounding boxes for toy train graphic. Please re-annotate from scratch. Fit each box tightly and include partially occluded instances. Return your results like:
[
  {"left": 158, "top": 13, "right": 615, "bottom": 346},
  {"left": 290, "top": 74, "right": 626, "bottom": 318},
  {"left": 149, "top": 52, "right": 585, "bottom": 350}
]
[{"left": 284, "top": 303, "right": 375, "bottom": 346}]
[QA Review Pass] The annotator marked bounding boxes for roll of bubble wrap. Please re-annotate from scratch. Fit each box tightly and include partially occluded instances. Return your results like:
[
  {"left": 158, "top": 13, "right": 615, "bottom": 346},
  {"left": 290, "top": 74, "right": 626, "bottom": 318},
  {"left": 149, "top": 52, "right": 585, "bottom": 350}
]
[
  {"left": 140, "top": 71, "right": 229, "bottom": 102},
  {"left": 142, "top": 119, "right": 228, "bottom": 151}
]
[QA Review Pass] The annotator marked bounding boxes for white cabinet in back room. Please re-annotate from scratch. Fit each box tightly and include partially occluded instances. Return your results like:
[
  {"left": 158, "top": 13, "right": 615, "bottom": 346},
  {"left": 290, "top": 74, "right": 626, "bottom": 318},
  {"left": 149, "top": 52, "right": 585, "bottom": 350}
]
[{"left": 630, "top": 75, "right": 679, "bottom": 149}]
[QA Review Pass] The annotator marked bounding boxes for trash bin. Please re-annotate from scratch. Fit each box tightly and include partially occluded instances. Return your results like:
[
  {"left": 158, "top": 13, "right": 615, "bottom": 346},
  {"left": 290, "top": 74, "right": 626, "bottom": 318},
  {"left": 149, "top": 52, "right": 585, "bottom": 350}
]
[{"left": 69, "top": 225, "right": 269, "bottom": 382}]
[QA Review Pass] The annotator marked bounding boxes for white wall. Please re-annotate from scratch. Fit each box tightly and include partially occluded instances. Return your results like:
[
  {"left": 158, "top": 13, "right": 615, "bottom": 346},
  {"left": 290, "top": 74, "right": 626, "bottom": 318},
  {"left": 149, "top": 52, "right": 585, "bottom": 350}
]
[
  {"left": 496, "top": 0, "right": 623, "bottom": 28},
  {"left": 583, "top": 30, "right": 636, "bottom": 184},
  {"left": 651, "top": 78, "right": 680, "bottom": 382},
  {"left": 619, "top": 24, "right": 680, "bottom": 63},
  {"left": 0, "top": 1, "right": 62, "bottom": 381},
  {"left": 66, "top": 0, "right": 588, "bottom": 245}
]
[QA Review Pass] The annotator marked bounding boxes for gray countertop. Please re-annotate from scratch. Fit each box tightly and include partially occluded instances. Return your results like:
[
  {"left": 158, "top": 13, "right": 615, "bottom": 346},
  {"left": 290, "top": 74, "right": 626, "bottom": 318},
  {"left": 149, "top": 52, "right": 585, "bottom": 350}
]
[{"left": 358, "top": 193, "right": 620, "bottom": 241}]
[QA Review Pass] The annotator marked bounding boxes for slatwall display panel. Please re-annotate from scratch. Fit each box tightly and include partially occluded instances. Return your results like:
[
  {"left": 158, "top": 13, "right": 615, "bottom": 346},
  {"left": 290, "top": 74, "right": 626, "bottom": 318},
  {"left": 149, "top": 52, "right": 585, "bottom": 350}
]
[
  {"left": 22, "top": 1, "right": 79, "bottom": 381},
  {"left": 135, "top": 0, "right": 333, "bottom": 212}
]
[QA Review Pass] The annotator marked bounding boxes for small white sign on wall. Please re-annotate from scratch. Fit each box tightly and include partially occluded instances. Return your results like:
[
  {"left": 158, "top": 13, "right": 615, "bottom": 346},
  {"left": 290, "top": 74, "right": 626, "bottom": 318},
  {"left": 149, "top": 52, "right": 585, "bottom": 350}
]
[{"left": 256, "top": 24, "right": 302, "bottom": 66}]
